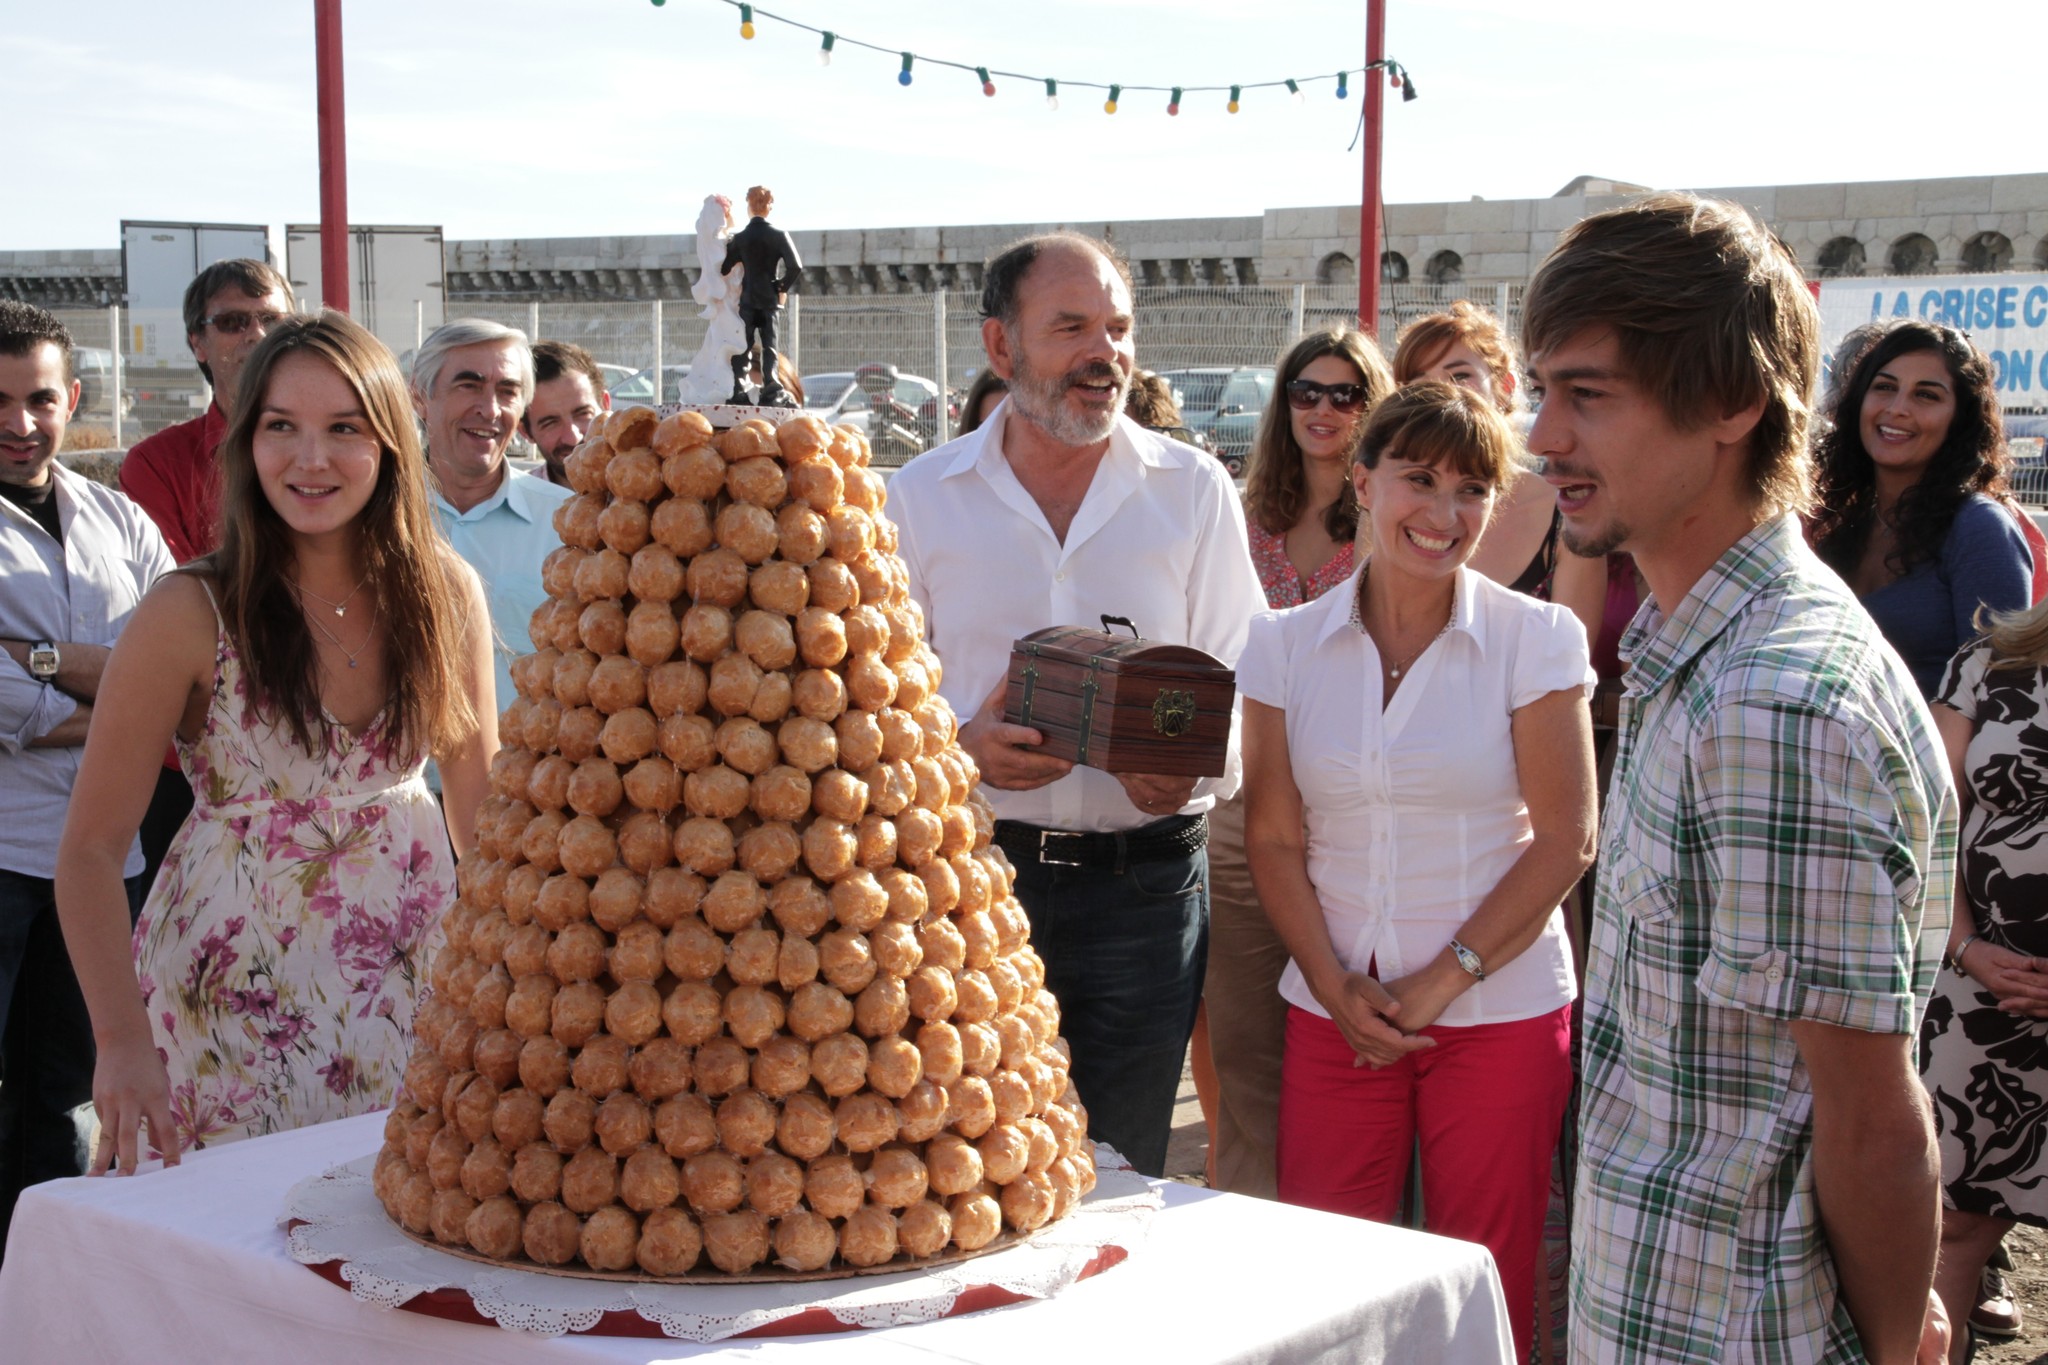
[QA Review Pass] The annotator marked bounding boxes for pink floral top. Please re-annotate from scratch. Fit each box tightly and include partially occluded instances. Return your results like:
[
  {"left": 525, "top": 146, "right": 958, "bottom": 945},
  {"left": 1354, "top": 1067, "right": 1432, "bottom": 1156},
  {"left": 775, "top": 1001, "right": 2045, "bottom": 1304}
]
[{"left": 1247, "top": 518, "right": 1357, "bottom": 609}]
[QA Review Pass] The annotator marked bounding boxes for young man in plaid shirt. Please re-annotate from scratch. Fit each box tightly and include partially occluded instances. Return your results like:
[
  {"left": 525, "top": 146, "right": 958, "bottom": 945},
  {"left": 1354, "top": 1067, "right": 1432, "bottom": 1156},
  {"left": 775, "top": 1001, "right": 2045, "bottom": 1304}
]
[{"left": 1525, "top": 194, "right": 1956, "bottom": 1364}]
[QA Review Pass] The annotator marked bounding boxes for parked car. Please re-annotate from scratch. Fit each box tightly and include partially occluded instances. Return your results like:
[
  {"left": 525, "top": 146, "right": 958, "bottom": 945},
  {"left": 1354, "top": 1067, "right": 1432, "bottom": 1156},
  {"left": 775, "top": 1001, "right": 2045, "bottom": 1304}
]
[
  {"left": 802, "top": 369, "right": 949, "bottom": 445},
  {"left": 595, "top": 363, "right": 636, "bottom": 394},
  {"left": 1155, "top": 366, "right": 1274, "bottom": 475},
  {"left": 70, "top": 347, "right": 132, "bottom": 421},
  {"left": 607, "top": 364, "right": 692, "bottom": 408},
  {"left": 2008, "top": 413, "right": 2048, "bottom": 505}
]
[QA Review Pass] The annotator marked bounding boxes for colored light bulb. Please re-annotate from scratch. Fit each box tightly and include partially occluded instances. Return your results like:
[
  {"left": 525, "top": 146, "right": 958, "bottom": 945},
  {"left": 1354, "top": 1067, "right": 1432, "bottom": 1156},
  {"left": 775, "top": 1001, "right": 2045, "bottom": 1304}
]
[
  {"left": 818, "top": 32, "right": 834, "bottom": 65},
  {"left": 978, "top": 67, "right": 995, "bottom": 96},
  {"left": 1045, "top": 77, "right": 1059, "bottom": 109},
  {"left": 1168, "top": 86, "right": 1181, "bottom": 116},
  {"left": 1105, "top": 83, "right": 1120, "bottom": 114},
  {"left": 1336, "top": 71, "right": 1350, "bottom": 99},
  {"left": 1286, "top": 78, "right": 1304, "bottom": 105},
  {"left": 899, "top": 52, "right": 914, "bottom": 86},
  {"left": 738, "top": 4, "right": 753, "bottom": 38},
  {"left": 1228, "top": 84, "right": 1241, "bottom": 113}
]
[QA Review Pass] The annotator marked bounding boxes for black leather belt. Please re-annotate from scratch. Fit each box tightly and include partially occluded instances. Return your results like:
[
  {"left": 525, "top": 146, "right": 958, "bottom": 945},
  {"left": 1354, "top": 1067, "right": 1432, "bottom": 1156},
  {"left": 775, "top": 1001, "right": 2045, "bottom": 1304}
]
[{"left": 993, "top": 814, "right": 1208, "bottom": 872}]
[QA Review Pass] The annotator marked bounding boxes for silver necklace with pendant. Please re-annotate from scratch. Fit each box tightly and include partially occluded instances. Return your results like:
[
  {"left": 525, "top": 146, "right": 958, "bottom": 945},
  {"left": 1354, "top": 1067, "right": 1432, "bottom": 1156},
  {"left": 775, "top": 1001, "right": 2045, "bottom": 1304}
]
[
  {"left": 1355, "top": 566, "right": 1453, "bottom": 680},
  {"left": 293, "top": 574, "right": 370, "bottom": 618}
]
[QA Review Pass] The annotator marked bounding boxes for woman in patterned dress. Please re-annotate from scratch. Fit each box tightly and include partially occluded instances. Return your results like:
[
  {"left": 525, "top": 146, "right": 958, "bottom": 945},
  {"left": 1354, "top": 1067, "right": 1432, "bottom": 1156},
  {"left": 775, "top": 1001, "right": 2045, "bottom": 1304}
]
[
  {"left": 1923, "top": 596, "right": 2048, "bottom": 1358},
  {"left": 57, "top": 311, "right": 495, "bottom": 1172}
]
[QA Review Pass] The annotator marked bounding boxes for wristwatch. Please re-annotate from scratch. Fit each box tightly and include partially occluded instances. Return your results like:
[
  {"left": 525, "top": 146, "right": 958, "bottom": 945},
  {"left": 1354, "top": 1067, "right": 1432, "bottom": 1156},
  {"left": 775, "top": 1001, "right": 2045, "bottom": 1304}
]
[
  {"left": 27, "top": 641, "right": 58, "bottom": 681},
  {"left": 1449, "top": 938, "right": 1488, "bottom": 982}
]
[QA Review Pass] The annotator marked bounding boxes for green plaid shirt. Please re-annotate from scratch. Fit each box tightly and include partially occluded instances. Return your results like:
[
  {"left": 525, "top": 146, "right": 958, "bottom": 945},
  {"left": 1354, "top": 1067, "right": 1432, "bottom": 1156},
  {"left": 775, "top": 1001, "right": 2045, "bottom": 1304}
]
[{"left": 1572, "top": 516, "right": 1954, "bottom": 1364}]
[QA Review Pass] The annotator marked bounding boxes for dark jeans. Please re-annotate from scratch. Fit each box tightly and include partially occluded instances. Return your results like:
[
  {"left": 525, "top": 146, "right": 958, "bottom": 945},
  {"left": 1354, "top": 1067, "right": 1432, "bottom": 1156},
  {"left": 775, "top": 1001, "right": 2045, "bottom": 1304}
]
[
  {"left": 0, "top": 867, "right": 144, "bottom": 1265},
  {"left": 1009, "top": 841, "right": 1209, "bottom": 1178},
  {"left": 734, "top": 304, "right": 782, "bottom": 396},
  {"left": 137, "top": 765, "right": 193, "bottom": 904}
]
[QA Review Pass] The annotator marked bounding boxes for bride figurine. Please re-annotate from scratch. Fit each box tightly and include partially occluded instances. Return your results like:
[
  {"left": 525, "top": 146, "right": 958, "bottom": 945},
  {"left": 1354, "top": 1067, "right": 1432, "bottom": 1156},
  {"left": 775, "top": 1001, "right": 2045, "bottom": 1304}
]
[{"left": 678, "top": 194, "right": 751, "bottom": 405}]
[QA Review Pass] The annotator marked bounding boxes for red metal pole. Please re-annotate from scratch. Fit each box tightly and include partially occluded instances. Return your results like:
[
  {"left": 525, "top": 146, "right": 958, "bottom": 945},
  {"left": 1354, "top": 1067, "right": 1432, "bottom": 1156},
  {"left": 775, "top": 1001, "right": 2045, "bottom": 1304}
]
[
  {"left": 315, "top": 0, "right": 351, "bottom": 315},
  {"left": 1359, "top": 0, "right": 1385, "bottom": 333}
]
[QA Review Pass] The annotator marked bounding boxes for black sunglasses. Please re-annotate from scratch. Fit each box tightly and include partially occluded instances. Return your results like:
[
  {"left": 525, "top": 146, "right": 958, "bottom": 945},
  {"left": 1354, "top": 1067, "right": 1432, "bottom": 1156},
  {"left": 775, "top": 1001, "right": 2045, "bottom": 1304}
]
[
  {"left": 1285, "top": 379, "right": 1368, "bottom": 413},
  {"left": 200, "top": 309, "right": 289, "bottom": 336}
]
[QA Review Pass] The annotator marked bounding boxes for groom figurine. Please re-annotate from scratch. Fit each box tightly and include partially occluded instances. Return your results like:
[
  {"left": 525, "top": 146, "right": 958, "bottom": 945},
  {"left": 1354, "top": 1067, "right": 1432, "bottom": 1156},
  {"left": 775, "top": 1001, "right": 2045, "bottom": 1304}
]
[{"left": 721, "top": 185, "right": 803, "bottom": 407}]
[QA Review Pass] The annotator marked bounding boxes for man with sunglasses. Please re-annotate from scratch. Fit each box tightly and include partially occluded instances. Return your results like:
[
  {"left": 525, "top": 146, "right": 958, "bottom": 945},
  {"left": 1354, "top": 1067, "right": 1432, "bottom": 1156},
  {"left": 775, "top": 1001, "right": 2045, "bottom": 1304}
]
[
  {"left": 117, "top": 258, "right": 295, "bottom": 903},
  {"left": 120, "top": 259, "right": 295, "bottom": 564},
  {"left": 889, "top": 233, "right": 1264, "bottom": 1178}
]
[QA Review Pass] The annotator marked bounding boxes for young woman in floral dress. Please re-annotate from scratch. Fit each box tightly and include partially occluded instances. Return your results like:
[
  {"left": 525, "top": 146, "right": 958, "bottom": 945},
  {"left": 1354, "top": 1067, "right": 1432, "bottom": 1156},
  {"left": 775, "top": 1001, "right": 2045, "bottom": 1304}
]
[{"left": 58, "top": 311, "right": 495, "bottom": 1171}]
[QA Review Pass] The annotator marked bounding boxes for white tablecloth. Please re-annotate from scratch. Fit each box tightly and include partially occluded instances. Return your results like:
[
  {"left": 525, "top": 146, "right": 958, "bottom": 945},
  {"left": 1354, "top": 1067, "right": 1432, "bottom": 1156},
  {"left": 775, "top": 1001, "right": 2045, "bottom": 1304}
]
[{"left": 1, "top": 1112, "right": 1514, "bottom": 1363}]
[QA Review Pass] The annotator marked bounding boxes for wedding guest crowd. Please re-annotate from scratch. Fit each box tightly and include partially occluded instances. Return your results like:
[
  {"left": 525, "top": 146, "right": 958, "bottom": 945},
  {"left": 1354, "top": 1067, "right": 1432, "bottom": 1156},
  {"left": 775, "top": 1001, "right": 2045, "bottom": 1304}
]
[{"left": 7, "top": 197, "right": 2045, "bottom": 1365}]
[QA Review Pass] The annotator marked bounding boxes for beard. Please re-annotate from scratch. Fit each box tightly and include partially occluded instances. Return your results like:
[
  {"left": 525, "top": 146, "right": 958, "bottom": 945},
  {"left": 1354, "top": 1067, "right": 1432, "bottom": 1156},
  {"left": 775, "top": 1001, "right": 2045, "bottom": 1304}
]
[
  {"left": 1559, "top": 519, "right": 1629, "bottom": 559},
  {"left": 1006, "top": 345, "right": 1129, "bottom": 447}
]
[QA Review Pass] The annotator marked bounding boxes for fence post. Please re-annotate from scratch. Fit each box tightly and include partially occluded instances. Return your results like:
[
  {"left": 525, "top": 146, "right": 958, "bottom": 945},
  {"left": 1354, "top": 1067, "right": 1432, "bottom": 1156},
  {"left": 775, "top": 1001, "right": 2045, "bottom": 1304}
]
[
  {"left": 528, "top": 300, "right": 540, "bottom": 344},
  {"left": 110, "top": 303, "right": 124, "bottom": 447},
  {"left": 415, "top": 299, "right": 424, "bottom": 355},
  {"left": 1290, "top": 284, "right": 1306, "bottom": 343},
  {"left": 651, "top": 299, "right": 664, "bottom": 407},
  {"left": 931, "top": 292, "right": 949, "bottom": 445},
  {"left": 787, "top": 294, "right": 800, "bottom": 374},
  {"left": 1497, "top": 281, "right": 1512, "bottom": 335}
]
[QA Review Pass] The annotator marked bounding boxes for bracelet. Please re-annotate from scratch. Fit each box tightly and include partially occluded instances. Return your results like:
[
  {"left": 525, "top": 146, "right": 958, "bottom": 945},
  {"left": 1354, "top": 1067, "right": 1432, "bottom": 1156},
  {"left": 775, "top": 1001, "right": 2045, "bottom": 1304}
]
[{"left": 1949, "top": 932, "right": 1982, "bottom": 979}]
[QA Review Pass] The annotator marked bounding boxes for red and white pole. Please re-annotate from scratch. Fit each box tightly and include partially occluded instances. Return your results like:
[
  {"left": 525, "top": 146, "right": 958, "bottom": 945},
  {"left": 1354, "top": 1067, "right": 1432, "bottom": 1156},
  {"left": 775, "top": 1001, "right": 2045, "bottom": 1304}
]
[
  {"left": 315, "top": 0, "right": 351, "bottom": 315},
  {"left": 1358, "top": 0, "right": 1385, "bottom": 334}
]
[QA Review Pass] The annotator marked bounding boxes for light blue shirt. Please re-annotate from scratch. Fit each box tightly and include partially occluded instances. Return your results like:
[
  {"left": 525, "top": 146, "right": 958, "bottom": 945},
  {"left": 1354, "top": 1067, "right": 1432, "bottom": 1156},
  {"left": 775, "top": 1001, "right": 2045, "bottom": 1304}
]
[
  {"left": 429, "top": 464, "right": 572, "bottom": 756},
  {"left": 0, "top": 465, "right": 176, "bottom": 878}
]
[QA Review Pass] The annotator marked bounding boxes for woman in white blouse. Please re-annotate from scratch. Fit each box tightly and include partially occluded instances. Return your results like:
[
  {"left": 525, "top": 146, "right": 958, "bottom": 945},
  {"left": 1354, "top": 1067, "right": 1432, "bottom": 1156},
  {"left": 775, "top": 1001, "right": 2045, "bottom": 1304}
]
[{"left": 1240, "top": 381, "right": 1597, "bottom": 1364}]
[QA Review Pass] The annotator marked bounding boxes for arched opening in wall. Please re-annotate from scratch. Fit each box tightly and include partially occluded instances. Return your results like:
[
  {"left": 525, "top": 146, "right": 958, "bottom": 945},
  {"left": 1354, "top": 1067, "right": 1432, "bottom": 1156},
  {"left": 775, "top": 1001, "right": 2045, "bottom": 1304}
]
[
  {"left": 1317, "top": 252, "right": 1357, "bottom": 285},
  {"left": 1817, "top": 236, "right": 1866, "bottom": 277},
  {"left": 2037, "top": 237, "right": 2048, "bottom": 270},
  {"left": 1426, "top": 250, "right": 1463, "bottom": 285},
  {"left": 1961, "top": 231, "right": 2013, "bottom": 273},
  {"left": 1380, "top": 251, "right": 1409, "bottom": 283},
  {"left": 1888, "top": 233, "right": 1938, "bottom": 275}
]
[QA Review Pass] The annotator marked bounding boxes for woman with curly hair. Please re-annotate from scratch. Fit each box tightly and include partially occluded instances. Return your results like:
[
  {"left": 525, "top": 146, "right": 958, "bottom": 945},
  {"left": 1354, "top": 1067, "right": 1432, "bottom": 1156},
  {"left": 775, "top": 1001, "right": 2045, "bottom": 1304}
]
[{"left": 1811, "top": 319, "right": 2031, "bottom": 696}]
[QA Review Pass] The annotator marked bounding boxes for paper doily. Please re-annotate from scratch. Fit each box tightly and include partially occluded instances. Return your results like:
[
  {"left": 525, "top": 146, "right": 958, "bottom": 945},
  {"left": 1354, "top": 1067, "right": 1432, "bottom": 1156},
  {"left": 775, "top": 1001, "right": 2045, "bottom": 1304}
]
[{"left": 280, "top": 1146, "right": 1158, "bottom": 1341}]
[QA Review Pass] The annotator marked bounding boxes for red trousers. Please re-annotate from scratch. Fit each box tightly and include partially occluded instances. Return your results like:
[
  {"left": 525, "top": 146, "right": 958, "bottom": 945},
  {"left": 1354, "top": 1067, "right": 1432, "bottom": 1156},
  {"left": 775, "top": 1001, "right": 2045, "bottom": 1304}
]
[{"left": 1275, "top": 1004, "right": 1572, "bottom": 1365}]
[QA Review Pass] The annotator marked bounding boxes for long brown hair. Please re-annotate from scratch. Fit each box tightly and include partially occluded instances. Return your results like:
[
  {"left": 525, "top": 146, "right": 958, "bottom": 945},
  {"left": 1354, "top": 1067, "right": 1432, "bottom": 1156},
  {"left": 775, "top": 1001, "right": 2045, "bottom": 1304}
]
[
  {"left": 1241, "top": 326, "right": 1394, "bottom": 540},
  {"left": 205, "top": 310, "right": 477, "bottom": 760}
]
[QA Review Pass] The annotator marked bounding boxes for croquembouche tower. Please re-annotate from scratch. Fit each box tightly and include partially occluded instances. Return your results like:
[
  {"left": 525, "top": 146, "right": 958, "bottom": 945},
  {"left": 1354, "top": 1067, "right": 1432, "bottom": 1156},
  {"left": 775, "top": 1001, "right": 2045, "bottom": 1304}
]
[{"left": 372, "top": 405, "right": 1095, "bottom": 1278}]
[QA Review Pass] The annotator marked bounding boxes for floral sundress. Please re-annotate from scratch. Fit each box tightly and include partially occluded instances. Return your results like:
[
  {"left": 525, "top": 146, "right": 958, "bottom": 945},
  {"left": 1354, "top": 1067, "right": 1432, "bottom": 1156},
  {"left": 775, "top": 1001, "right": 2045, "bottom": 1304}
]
[{"left": 132, "top": 589, "right": 455, "bottom": 1152}]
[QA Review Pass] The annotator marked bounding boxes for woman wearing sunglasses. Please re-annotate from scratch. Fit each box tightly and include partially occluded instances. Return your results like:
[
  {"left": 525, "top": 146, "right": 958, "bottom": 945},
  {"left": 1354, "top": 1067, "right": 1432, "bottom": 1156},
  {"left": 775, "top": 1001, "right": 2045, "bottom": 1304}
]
[
  {"left": 1810, "top": 319, "right": 2032, "bottom": 697},
  {"left": 1240, "top": 383, "right": 1595, "bottom": 1364},
  {"left": 1196, "top": 326, "right": 1395, "bottom": 1199}
]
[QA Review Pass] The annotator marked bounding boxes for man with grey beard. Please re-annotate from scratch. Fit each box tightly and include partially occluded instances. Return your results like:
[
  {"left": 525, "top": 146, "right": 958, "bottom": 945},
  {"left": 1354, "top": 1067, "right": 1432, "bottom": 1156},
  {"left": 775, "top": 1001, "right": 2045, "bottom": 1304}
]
[{"left": 887, "top": 233, "right": 1263, "bottom": 1176}]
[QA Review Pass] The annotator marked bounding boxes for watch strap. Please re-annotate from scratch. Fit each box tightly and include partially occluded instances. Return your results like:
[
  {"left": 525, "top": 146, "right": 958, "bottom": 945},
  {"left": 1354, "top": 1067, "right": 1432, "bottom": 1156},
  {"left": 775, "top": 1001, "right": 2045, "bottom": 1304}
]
[{"left": 1449, "top": 937, "right": 1487, "bottom": 982}]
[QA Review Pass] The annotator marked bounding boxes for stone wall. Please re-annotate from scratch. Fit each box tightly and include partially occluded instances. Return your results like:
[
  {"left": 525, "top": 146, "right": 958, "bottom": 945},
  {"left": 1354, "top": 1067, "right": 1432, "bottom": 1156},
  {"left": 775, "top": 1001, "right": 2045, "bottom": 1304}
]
[{"left": 8, "top": 173, "right": 2045, "bottom": 306}]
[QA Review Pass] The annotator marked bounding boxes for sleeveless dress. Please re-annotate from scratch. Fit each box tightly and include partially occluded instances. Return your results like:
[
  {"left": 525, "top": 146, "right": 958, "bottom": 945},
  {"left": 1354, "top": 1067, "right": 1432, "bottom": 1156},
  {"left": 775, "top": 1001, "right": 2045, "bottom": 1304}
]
[
  {"left": 1919, "top": 639, "right": 2048, "bottom": 1227},
  {"left": 131, "top": 587, "right": 456, "bottom": 1152}
]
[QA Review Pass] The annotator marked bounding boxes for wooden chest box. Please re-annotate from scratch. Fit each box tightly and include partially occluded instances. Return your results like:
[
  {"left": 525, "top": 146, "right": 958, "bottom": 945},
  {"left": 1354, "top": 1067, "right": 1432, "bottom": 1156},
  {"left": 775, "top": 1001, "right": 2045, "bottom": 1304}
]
[{"left": 1002, "top": 619, "right": 1237, "bottom": 778}]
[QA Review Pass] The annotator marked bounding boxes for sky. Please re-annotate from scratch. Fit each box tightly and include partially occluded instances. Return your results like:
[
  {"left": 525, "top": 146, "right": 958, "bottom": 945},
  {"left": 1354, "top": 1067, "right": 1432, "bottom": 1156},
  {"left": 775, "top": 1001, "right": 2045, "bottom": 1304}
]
[{"left": 12, "top": 0, "right": 2043, "bottom": 251}]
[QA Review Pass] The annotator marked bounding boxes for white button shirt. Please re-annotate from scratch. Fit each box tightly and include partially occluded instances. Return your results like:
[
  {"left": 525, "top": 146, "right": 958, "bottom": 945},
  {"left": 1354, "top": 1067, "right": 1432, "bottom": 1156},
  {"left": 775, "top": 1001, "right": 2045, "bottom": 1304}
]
[
  {"left": 1237, "top": 563, "right": 1593, "bottom": 1026},
  {"left": 0, "top": 464, "right": 175, "bottom": 879},
  {"left": 889, "top": 404, "right": 1265, "bottom": 833}
]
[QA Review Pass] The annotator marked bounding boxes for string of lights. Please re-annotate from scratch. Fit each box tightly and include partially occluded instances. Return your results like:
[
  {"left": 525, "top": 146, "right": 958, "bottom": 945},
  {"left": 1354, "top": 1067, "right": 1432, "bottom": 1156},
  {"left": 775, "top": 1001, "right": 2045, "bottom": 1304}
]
[{"left": 645, "top": 0, "right": 1418, "bottom": 112}]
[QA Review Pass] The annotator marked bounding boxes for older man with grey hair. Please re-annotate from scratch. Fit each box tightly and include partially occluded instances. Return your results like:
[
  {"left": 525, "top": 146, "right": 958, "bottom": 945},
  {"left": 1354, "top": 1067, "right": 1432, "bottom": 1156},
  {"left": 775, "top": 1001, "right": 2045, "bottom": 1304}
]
[{"left": 412, "top": 318, "right": 571, "bottom": 733}]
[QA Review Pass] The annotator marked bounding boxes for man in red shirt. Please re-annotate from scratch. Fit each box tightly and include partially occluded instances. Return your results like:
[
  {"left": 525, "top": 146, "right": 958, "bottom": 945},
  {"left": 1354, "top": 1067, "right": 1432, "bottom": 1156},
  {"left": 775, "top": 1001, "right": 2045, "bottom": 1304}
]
[
  {"left": 115, "top": 258, "right": 294, "bottom": 896},
  {"left": 119, "top": 259, "right": 294, "bottom": 563}
]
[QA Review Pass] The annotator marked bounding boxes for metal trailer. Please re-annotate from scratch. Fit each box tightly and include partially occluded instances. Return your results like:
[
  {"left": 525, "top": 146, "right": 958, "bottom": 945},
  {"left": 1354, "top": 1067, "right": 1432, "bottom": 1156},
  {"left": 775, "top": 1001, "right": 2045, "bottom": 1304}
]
[{"left": 285, "top": 224, "right": 445, "bottom": 370}]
